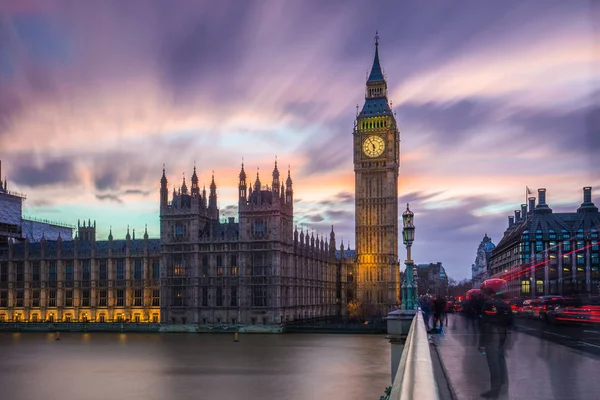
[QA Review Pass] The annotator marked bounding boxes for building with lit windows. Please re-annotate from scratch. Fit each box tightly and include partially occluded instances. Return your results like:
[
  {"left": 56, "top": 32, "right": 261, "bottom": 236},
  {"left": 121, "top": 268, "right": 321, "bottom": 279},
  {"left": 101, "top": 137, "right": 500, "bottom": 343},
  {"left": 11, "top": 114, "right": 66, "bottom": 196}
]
[
  {"left": 0, "top": 221, "right": 161, "bottom": 324},
  {"left": 489, "top": 187, "right": 600, "bottom": 298}
]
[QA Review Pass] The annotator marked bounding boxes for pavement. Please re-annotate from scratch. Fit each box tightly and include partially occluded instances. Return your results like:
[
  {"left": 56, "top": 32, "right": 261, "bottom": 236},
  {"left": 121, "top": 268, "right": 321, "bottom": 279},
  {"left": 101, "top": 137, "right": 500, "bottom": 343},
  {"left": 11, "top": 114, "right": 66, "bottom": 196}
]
[{"left": 430, "top": 314, "right": 600, "bottom": 400}]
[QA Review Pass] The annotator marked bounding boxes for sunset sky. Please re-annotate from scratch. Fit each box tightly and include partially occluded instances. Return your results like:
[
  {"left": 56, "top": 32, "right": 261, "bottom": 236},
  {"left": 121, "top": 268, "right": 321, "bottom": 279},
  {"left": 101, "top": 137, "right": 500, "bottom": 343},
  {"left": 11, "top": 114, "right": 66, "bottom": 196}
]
[{"left": 1, "top": 0, "right": 598, "bottom": 279}]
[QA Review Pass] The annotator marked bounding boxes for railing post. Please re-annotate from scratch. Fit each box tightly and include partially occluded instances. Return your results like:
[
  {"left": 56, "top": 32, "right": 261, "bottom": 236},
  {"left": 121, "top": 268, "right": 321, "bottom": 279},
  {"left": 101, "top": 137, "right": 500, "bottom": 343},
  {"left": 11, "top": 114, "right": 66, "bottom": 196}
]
[{"left": 386, "top": 308, "right": 416, "bottom": 383}]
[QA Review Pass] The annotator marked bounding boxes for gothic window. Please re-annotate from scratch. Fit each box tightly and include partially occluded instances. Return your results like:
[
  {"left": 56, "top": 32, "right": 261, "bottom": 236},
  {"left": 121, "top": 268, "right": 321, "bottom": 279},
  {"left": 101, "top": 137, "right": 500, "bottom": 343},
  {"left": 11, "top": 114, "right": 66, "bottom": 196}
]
[
  {"left": 152, "top": 260, "right": 160, "bottom": 280},
  {"left": 16, "top": 262, "right": 24, "bottom": 282},
  {"left": 65, "top": 289, "right": 73, "bottom": 307},
  {"left": 202, "top": 289, "right": 208, "bottom": 307},
  {"left": 47, "top": 289, "right": 57, "bottom": 307},
  {"left": 134, "top": 289, "right": 143, "bottom": 306},
  {"left": 116, "top": 289, "right": 125, "bottom": 307},
  {"left": 99, "top": 260, "right": 108, "bottom": 280},
  {"left": 116, "top": 260, "right": 125, "bottom": 280},
  {"left": 82, "top": 260, "right": 91, "bottom": 282},
  {"left": 65, "top": 262, "right": 74, "bottom": 282},
  {"left": 172, "top": 255, "right": 186, "bottom": 276},
  {"left": 31, "top": 290, "right": 40, "bottom": 307},
  {"left": 175, "top": 223, "right": 186, "bottom": 240},
  {"left": 81, "top": 289, "right": 90, "bottom": 307},
  {"left": 254, "top": 220, "right": 265, "bottom": 235},
  {"left": 0, "top": 262, "right": 7, "bottom": 284},
  {"left": 99, "top": 290, "right": 108, "bottom": 307},
  {"left": 134, "top": 259, "right": 143, "bottom": 280},
  {"left": 0, "top": 291, "right": 7, "bottom": 307},
  {"left": 216, "top": 255, "right": 222, "bottom": 267},
  {"left": 32, "top": 262, "right": 41, "bottom": 282},
  {"left": 252, "top": 286, "right": 267, "bottom": 307},
  {"left": 152, "top": 289, "right": 160, "bottom": 306},
  {"left": 171, "top": 287, "right": 184, "bottom": 307},
  {"left": 216, "top": 287, "right": 223, "bottom": 307},
  {"left": 230, "top": 286, "right": 238, "bottom": 307}
]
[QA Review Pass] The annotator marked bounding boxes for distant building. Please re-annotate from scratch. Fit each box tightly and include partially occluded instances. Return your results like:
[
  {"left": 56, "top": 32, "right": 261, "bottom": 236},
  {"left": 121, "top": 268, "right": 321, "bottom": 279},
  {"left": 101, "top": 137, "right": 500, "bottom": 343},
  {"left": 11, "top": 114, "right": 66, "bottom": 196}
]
[
  {"left": 490, "top": 187, "right": 600, "bottom": 298},
  {"left": 471, "top": 234, "right": 495, "bottom": 288},
  {"left": 0, "top": 160, "right": 74, "bottom": 245},
  {"left": 416, "top": 262, "right": 448, "bottom": 297}
]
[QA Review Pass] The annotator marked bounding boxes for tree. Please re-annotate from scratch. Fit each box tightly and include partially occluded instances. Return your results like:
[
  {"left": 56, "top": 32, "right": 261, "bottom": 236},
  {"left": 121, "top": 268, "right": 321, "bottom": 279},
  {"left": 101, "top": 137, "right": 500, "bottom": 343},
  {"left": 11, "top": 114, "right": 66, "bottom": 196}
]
[{"left": 447, "top": 278, "right": 473, "bottom": 298}]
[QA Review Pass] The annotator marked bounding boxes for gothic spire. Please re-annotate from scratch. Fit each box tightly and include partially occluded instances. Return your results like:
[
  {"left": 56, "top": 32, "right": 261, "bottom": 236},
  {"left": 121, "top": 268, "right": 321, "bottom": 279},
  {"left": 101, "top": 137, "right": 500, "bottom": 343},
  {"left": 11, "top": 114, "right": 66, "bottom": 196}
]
[
  {"left": 286, "top": 165, "right": 292, "bottom": 186},
  {"left": 367, "top": 31, "right": 384, "bottom": 83},
  {"left": 210, "top": 171, "right": 216, "bottom": 191},
  {"left": 191, "top": 162, "right": 199, "bottom": 186},
  {"left": 161, "top": 163, "right": 167, "bottom": 187},
  {"left": 239, "top": 161, "right": 246, "bottom": 181},
  {"left": 181, "top": 172, "right": 188, "bottom": 194},
  {"left": 255, "top": 168, "right": 261, "bottom": 191}
]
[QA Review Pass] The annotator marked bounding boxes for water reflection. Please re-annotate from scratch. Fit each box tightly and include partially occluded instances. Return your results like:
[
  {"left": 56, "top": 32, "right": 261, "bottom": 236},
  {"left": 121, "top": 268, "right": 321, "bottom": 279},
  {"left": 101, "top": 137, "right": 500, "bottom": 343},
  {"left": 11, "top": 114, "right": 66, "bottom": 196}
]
[{"left": 0, "top": 333, "right": 390, "bottom": 400}]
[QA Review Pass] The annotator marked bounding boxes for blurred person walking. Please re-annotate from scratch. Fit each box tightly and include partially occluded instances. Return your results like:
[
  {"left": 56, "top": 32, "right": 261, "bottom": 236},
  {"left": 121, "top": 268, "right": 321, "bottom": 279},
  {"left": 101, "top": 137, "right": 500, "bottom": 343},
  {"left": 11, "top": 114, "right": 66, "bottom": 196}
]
[
  {"left": 420, "top": 296, "right": 432, "bottom": 331},
  {"left": 432, "top": 296, "right": 447, "bottom": 332},
  {"left": 478, "top": 279, "right": 513, "bottom": 399}
]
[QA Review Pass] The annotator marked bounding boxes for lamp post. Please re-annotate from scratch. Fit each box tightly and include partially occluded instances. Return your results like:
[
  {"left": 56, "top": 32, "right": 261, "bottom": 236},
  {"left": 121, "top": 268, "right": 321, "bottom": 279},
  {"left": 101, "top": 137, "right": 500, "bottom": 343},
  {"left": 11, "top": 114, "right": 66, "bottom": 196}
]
[{"left": 402, "top": 203, "right": 417, "bottom": 310}]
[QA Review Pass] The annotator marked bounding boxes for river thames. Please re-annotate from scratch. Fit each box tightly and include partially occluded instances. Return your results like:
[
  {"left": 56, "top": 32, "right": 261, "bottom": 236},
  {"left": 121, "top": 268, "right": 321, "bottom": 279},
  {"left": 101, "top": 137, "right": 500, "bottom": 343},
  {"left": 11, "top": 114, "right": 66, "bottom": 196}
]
[{"left": 0, "top": 332, "right": 390, "bottom": 400}]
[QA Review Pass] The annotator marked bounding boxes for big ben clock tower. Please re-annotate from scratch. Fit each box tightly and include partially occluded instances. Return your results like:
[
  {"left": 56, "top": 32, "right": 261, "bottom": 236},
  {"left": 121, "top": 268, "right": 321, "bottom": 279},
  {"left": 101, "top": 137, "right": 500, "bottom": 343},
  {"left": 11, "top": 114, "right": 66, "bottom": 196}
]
[{"left": 354, "top": 34, "right": 400, "bottom": 316}]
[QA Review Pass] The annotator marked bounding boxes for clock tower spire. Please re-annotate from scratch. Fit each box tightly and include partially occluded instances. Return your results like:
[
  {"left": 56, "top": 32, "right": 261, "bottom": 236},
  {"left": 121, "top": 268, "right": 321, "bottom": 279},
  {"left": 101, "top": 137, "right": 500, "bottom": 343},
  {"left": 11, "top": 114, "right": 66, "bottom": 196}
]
[{"left": 353, "top": 33, "right": 400, "bottom": 317}]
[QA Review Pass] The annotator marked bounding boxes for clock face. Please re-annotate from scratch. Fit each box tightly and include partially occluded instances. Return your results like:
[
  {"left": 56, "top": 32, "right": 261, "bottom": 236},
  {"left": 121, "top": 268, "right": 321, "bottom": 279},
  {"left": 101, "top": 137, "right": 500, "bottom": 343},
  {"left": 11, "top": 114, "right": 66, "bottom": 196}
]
[{"left": 363, "top": 135, "right": 385, "bottom": 158}]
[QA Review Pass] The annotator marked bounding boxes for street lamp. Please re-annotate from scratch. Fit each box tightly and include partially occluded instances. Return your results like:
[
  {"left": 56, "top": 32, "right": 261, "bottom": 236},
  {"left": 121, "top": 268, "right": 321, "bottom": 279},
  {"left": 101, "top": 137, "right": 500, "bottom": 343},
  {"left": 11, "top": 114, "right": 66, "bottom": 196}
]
[{"left": 401, "top": 203, "right": 417, "bottom": 310}]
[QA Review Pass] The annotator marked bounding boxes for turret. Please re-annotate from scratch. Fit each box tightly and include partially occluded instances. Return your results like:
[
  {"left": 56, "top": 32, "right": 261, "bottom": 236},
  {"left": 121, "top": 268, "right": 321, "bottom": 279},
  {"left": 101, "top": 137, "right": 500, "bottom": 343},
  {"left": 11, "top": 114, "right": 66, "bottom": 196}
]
[
  {"left": 239, "top": 162, "right": 247, "bottom": 202},
  {"left": 254, "top": 170, "right": 262, "bottom": 205},
  {"left": 191, "top": 164, "right": 199, "bottom": 197},
  {"left": 181, "top": 173, "right": 188, "bottom": 195},
  {"left": 272, "top": 158, "right": 280, "bottom": 198},
  {"left": 160, "top": 164, "right": 168, "bottom": 207},
  {"left": 209, "top": 173, "right": 218, "bottom": 216},
  {"left": 285, "top": 166, "right": 293, "bottom": 205},
  {"left": 329, "top": 226, "right": 336, "bottom": 258}
]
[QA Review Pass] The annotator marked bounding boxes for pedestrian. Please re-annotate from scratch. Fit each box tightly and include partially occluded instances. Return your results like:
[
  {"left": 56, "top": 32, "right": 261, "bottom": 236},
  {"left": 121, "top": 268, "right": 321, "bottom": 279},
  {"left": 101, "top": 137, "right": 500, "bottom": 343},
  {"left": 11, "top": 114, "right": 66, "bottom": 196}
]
[
  {"left": 478, "top": 279, "right": 513, "bottom": 399},
  {"left": 432, "top": 296, "right": 446, "bottom": 332}
]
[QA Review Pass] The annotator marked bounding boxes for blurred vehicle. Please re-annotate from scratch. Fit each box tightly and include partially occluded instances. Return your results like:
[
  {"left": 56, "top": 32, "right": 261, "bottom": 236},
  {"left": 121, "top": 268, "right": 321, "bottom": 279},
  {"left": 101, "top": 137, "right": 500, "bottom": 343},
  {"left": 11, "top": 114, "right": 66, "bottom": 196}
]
[
  {"left": 519, "top": 298, "right": 541, "bottom": 318},
  {"left": 554, "top": 296, "right": 600, "bottom": 325},
  {"left": 546, "top": 297, "right": 582, "bottom": 324},
  {"left": 538, "top": 296, "right": 565, "bottom": 321},
  {"left": 508, "top": 299, "right": 524, "bottom": 313}
]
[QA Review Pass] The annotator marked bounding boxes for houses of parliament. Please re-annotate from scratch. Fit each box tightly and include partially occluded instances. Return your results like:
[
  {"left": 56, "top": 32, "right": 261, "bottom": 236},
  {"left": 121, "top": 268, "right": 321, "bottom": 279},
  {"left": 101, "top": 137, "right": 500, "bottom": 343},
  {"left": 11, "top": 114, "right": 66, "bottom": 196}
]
[{"left": 0, "top": 36, "right": 401, "bottom": 328}]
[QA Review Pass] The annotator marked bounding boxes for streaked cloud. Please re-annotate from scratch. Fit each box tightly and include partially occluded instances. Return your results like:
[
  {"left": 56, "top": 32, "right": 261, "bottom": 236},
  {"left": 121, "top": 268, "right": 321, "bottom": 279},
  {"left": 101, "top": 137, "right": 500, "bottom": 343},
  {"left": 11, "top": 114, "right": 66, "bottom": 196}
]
[{"left": 1, "top": 0, "right": 598, "bottom": 279}]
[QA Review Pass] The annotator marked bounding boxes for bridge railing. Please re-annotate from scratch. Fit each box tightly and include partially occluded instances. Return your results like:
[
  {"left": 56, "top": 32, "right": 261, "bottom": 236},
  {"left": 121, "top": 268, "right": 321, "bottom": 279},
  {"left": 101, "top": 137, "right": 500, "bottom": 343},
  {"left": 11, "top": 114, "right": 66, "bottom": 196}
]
[{"left": 387, "top": 310, "right": 440, "bottom": 400}]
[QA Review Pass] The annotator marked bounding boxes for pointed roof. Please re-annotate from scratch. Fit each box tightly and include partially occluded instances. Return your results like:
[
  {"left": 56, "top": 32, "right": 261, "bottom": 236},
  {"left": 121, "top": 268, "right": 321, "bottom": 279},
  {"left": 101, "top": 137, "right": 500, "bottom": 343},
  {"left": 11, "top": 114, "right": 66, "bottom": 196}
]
[
  {"left": 286, "top": 166, "right": 292, "bottom": 186},
  {"left": 367, "top": 32, "right": 384, "bottom": 83},
  {"left": 272, "top": 158, "right": 280, "bottom": 178},
  {"left": 161, "top": 163, "right": 167, "bottom": 186},
  {"left": 210, "top": 172, "right": 216, "bottom": 191},
  {"left": 192, "top": 163, "right": 198, "bottom": 184}
]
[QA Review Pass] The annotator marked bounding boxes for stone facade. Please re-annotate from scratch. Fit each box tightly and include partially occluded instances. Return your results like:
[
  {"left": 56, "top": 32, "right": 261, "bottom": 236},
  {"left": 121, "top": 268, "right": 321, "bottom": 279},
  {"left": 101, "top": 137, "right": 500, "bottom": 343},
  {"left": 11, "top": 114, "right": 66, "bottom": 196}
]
[
  {"left": 490, "top": 187, "right": 600, "bottom": 298},
  {"left": 159, "top": 163, "right": 353, "bottom": 327},
  {"left": 0, "top": 223, "right": 161, "bottom": 323},
  {"left": 471, "top": 234, "right": 495, "bottom": 288},
  {"left": 353, "top": 35, "right": 400, "bottom": 316}
]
